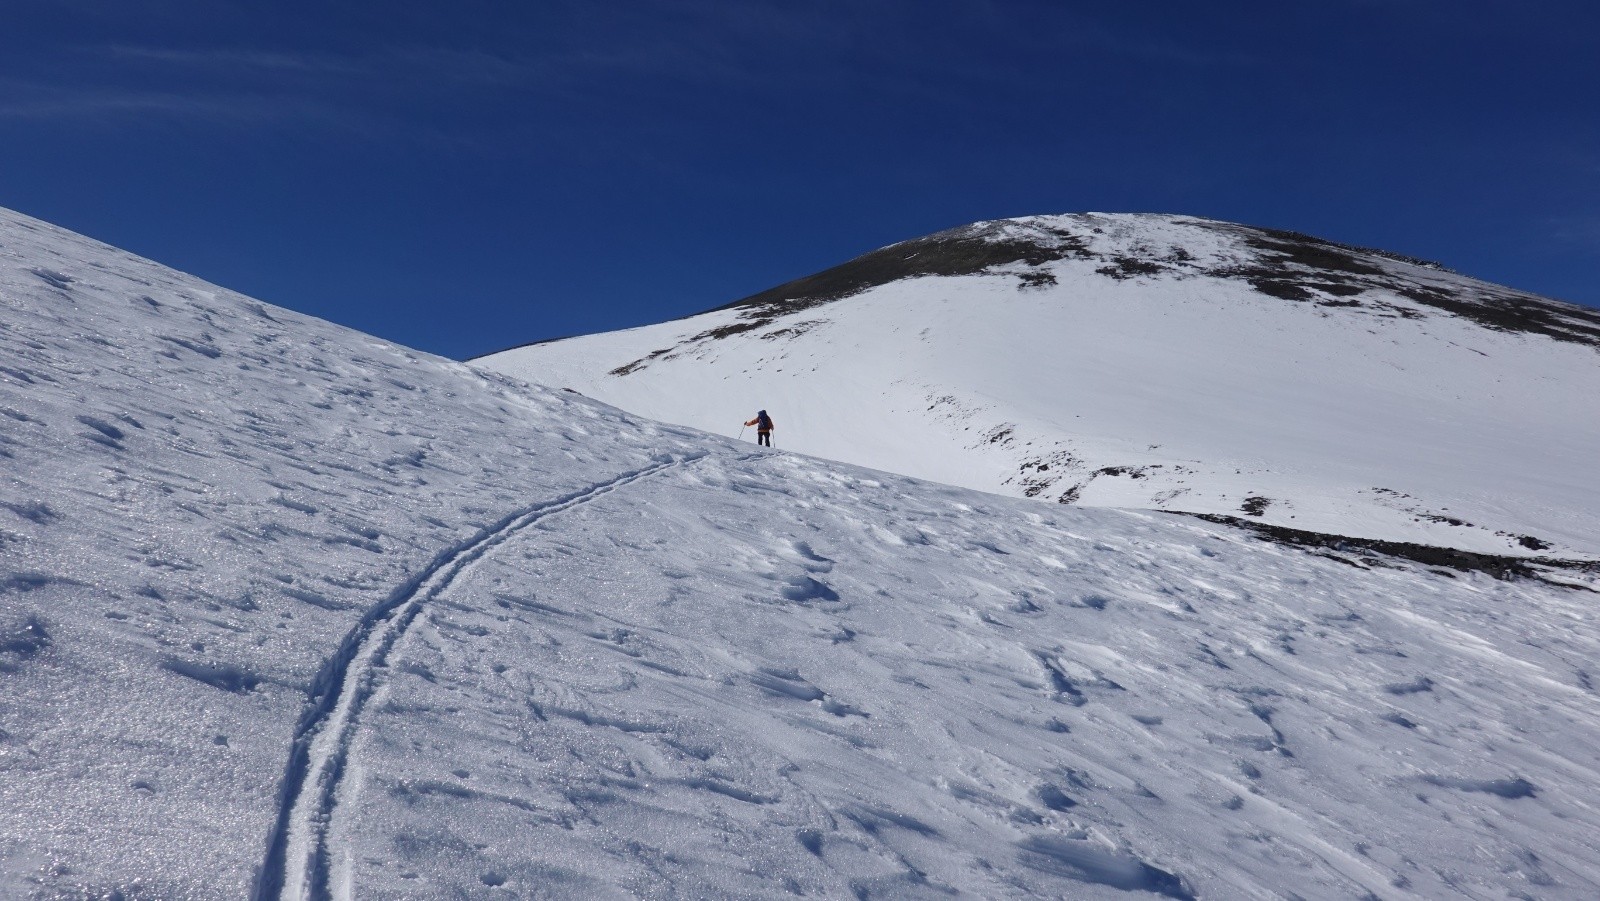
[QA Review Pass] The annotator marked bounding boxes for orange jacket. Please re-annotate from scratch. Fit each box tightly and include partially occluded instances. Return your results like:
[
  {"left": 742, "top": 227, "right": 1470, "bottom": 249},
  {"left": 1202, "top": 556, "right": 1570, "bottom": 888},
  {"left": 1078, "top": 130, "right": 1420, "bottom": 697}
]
[{"left": 745, "top": 415, "right": 775, "bottom": 431}]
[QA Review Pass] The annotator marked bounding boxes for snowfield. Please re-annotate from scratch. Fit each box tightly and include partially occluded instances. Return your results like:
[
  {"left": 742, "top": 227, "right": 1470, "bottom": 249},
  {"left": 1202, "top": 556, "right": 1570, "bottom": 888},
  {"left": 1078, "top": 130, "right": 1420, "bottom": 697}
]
[
  {"left": 480, "top": 213, "right": 1600, "bottom": 561},
  {"left": 3, "top": 206, "right": 1600, "bottom": 899}
]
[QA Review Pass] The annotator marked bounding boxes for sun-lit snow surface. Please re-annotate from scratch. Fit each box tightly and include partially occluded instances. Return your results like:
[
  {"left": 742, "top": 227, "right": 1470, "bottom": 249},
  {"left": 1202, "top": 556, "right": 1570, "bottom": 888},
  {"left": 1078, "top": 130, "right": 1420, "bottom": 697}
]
[
  {"left": 479, "top": 213, "right": 1600, "bottom": 560},
  {"left": 0, "top": 208, "right": 709, "bottom": 898},
  {"left": 4, "top": 207, "right": 1600, "bottom": 900}
]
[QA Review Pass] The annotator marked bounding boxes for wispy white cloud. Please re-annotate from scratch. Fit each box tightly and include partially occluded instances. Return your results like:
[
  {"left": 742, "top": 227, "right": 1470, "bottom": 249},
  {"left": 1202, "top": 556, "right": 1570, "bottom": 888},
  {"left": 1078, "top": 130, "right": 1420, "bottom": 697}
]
[
  {"left": 102, "top": 45, "right": 365, "bottom": 75},
  {"left": 0, "top": 76, "right": 375, "bottom": 138},
  {"left": 1548, "top": 214, "right": 1600, "bottom": 252},
  {"left": 1, "top": 3, "right": 1260, "bottom": 137},
  {"left": 1, "top": 82, "right": 261, "bottom": 120},
  {"left": 98, "top": 43, "right": 550, "bottom": 88},
  {"left": 0, "top": 43, "right": 535, "bottom": 139}
]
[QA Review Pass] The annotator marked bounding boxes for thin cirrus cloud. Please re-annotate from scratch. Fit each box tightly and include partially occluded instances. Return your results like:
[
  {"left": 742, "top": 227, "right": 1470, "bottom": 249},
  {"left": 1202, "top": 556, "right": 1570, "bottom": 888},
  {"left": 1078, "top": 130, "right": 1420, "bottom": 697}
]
[
  {"left": 0, "top": 78, "right": 319, "bottom": 124},
  {"left": 0, "top": 45, "right": 544, "bottom": 139},
  {"left": 2, "top": 3, "right": 1262, "bottom": 134},
  {"left": 101, "top": 44, "right": 532, "bottom": 87},
  {"left": 1, "top": 41, "right": 746, "bottom": 123},
  {"left": 0, "top": 41, "right": 789, "bottom": 145},
  {"left": 96, "top": 38, "right": 781, "bottom": 92},
  {"left": 1549, "top": 215, "right": 1600, "bottom": 253}
]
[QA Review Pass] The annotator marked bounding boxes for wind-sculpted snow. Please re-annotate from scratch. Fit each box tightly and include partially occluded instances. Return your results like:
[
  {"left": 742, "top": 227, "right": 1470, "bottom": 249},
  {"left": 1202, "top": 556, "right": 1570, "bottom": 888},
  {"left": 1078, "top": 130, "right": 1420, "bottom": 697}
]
[
  {"left": 0, "top": 207, "right": 711, "bottom": 897},
  {"left": 287, "top": 454, "right": 1600, "bottom": 898},
  {"left": 261, "top": 455, "right": 702, "bottom": 901},
  {"left": 6, "top": 205, "right": 1600, "bottom": 899},
  {"left": 481, "top": 212, "right": 1600, "bottom": 560}
]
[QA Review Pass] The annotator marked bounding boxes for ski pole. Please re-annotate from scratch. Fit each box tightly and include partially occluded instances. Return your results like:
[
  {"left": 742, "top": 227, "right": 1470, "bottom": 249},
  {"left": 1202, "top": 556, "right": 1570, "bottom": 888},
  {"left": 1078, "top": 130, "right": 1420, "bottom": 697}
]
[{"left": 738, "top": 424, "right": 747, "bottom": 441}]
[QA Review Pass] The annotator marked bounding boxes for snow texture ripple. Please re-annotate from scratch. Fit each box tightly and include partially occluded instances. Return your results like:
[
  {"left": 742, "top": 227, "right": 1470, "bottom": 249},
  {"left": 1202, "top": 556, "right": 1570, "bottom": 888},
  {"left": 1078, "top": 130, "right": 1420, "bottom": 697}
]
[
  {"left": 4, "top": 205, "right": 1600, "bottom": 899},
  {"left": 257, "top": 454, "right": 704, "bottom": 901}
]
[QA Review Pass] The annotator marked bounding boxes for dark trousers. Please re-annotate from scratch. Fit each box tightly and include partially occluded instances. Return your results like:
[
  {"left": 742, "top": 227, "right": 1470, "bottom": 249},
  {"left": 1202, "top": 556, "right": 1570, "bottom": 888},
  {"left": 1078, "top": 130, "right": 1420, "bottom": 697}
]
[{"left": 757, "top": 431, "right": 771, "bottom": 447}]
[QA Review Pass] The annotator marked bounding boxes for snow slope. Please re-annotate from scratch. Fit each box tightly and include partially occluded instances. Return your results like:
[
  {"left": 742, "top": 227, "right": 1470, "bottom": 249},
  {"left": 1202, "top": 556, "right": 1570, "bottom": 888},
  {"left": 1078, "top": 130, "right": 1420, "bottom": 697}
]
[
  {"left": 479, "top": 214, "right": 1600, "bottom": 560},
  {"left": 4, "top": 206, "right": 1600, "bottom": 900}
]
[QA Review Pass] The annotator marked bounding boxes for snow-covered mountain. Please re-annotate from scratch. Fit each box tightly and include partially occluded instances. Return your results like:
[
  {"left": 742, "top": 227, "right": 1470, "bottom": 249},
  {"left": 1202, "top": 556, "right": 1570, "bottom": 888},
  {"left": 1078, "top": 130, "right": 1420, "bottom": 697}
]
[
  {"left": 479, "top": 213, "right": 1600, "bottom": 560},
  {"left": 5, "top": 206, "right": 1600, "bottom": 900}
]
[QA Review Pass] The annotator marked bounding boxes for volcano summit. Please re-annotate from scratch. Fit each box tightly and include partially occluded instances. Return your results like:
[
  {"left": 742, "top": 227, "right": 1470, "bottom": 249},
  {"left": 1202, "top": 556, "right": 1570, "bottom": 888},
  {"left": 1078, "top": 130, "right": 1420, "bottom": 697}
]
[
  {"left": 481, "top": 213, "right": 1600, "bottom": 561},
  {"left": 4, "top": 207, "right": 1600, "bottom": 898}
]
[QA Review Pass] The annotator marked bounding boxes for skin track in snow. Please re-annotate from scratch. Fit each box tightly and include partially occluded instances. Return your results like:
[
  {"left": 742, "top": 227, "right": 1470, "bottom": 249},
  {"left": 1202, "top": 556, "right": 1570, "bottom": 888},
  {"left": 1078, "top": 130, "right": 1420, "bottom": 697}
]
[
  {"left": 255, "top": 455, "right": 703, "bottom": 901},
  {"left": 5, "top": 205, "right": 1600, "bottom": 898},
  {"left": 0, "top": 205, "right": 717, "bottom": 896}
]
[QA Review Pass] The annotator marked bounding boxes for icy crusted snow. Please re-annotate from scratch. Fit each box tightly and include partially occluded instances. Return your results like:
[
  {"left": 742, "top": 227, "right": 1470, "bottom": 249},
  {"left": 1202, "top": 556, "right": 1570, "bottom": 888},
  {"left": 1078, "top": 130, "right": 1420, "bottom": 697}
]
[
  {"left": 4, "top": 205, "right": 1600, "bottom": 899},
  {"left": 479, "top": 212, "right": 1600, "bottom": 560}
]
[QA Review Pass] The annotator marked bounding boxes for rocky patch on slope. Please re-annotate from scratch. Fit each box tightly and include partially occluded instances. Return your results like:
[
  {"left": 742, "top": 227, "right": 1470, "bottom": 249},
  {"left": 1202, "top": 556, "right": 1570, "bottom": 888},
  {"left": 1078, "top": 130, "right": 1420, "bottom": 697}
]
[{"left": 596, "top": 214, "right": 1600, "bottom": 377}]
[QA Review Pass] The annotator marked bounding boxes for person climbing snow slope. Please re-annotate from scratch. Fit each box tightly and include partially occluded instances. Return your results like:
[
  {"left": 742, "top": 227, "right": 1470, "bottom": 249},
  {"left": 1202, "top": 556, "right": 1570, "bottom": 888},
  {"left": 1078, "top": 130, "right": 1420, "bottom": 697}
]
[{"left": 745, "top": 410, "right": 775, "bottom": 447}]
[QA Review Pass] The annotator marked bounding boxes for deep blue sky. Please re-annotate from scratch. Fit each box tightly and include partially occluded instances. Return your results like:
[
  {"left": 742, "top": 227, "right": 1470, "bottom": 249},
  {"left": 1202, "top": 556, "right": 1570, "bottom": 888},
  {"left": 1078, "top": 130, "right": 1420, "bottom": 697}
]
[{"left": 3, "top": 1, "right": 1596, "bottom": 359}]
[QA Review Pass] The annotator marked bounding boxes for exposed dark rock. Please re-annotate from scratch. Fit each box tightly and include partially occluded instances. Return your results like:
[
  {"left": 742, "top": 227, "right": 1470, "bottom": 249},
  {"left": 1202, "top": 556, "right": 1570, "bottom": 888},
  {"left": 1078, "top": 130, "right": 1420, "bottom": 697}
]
[
  {"left": 586, "top": 223, "right": 1099, "bottom": 373},
  {"left": 1017, "top": 270, "right": 1058, "bottom": 290},
  {"left": 715, "top": 225, "right": 1093, "bottom": 319},
  {"left": 1186, "top": 513, "right": 1598, "bottom": 587},
  {"left": 1388, "top": 282, "right": 1600, "bottom": 347},
  {"left": 477, "top": 213, "right": 1600, "bottom": 368},
  {"left": 1201, "top": 222, "right": 1600, "bottom": 348},
  {"left": 1096, "top": 258, "right": 1167, "bottom": 280},
  {"left": 1239, "top": 496, "right": 1271, "bottom": 517},
  {"left": 1094, "top": 465, "right": 1157, "bottom": 480}
]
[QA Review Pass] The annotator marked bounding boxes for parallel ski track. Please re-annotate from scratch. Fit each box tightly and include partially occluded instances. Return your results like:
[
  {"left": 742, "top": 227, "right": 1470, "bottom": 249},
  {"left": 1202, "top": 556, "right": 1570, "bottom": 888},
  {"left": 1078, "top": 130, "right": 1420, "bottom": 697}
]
[{"left": 252, "top": 453, "right": 706, "bottom": 901}]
